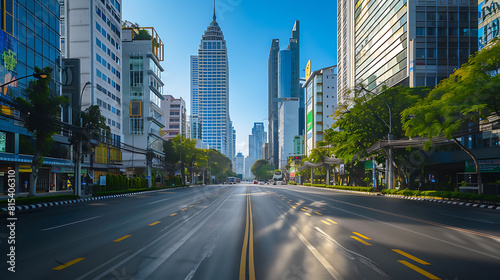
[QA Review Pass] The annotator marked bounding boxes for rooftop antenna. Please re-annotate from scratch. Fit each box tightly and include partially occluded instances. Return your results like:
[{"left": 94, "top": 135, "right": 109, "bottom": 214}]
[{"left": 213, "top": 0, "right": 216, "bottom": 21}]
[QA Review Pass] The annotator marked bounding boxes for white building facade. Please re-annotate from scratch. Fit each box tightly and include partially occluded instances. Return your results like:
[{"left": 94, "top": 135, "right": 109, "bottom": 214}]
[
  {"left": 278, "top": 98, "right": 299, "bottom": 170},
  {"left": 304, "top": 66, "right": 337, "bottom": 156},
  {"left": 61, "top": 0, "right": 123, "bottom": 145},
  {"left": 161, "top": 95, "right": 187, "bottom": 141},
  {"left": 121, "top": 26, "right": 165, "bottom": 175}
]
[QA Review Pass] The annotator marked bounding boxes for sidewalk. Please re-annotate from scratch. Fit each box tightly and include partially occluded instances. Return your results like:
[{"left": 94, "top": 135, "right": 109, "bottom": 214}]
[{"left": 0, "top": 189, "right": 91, "bottom": 200}]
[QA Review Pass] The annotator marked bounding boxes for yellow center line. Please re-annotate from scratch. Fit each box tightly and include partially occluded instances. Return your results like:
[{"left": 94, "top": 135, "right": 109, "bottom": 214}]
[
  {"left": 327, "top": 219, "right": 338, "bottom": 224},
  {"left": 305, "top": 213, "right": 311, "bottom": 216},
  {"left": 148, "top": 221, "right": 161, "bottom": 226},
  {"left": 248, "top": 189, "right": 255, "bottom": 280},
  {"left": 291, "top": 206, "right": 296, "bottom": 209},
  {"left": 197, "top": 201, "right": 201, "bottom": 203},
  {"left": 301, "top": 208, "right": 307, "bottom": 211},
  {"left": 170, "top": 213, "right": 177, "bottom": 216},
  {"left": 113, "top": 235, "right": 132, "bottom": 242},
  {"left": 393, "top": 249, "right": 431, "bottom": 265},
  {"left": 398, "top": 260, "right": 441, "bottom": 279},
  {"left": 239, "top": 190, "right": 250, "bottom": 280},
  {"left": 321, "top": 220, "right": 331, "bottom": 225},
  {"left": 181, "top": 208, "right": 188, "bottom": 211},
  {"left": 52, "top": 258, "right": 85, "bottom": 271},
  {"left": 314, "top": 211, "right": 322, "bottom": 216},
  {"left": 353, "top": 232, "right": 371, "bottom": 240},
  {"left": 189, "top": 205, "right": 194, "bottom": 207},
  {"left": 350, "top": 236, "right": 372, "bottom": 246}
]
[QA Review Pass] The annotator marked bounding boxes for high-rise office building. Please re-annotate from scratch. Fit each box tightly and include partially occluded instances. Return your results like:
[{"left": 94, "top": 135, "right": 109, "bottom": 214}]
[
  {"left": 235, "top": 152, "right": 244, "bottom": 175},
  {"left": 278, "top": 98, "right": 299, "bottom": 170},
  {"left": 245, "top": 122, "right": 267, "bottom": 179},
  {"left": 479, "top": 0, "right": 500, "bottom": 50},
  {"left": 0, "top": 0, "right": 64, "bottom": 193},
  {"left": 268, "top": 21, "right": 300, "bottom": 168},
  {"left": 121, "top": 26, "right": 165, "bottom": 175},
  {"left": 337, "top": 0, "right": 478, "bottom": 94},
  {"left": 61, "top": 0, "right": 123, "bottom": 146},
  {"left": 190, "top": 9, "right": 233, "bottom": 158},
  {"left": 337, "top": 0, "right": 355, "bottom": 104}
]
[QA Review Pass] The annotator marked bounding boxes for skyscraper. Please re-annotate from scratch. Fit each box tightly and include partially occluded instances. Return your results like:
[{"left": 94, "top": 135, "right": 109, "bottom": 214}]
[
  {"left": 268, "top": 21, "right": 300, "bottom": 168},
  {"left": 245, "top": 122, "right": 267, "bottom": 178},
  {"left": 337, "top": 0, "right": 478, "bottom": 94},
  {"left": 61, "top": 0, "right": 123, "bottom": 146},
  {"left": 190, "top": 9, "right": 233, "bottom": 159}
]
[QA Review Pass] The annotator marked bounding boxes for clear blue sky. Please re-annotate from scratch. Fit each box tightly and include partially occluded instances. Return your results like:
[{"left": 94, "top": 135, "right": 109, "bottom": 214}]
[{"left": 122, "top": 0, "right": 337, "bottom": 157}]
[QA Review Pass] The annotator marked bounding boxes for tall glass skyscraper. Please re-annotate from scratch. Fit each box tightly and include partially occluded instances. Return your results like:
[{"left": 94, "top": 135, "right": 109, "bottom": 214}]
[
  {"left": 191, "top": 10, "right": 233, "bottom": 158},
  {"left": 268, "top": 21, "right": 300, "bottom": 168},
  {"left": 338, "top": 0, "right": 478, "bottom": 93}
]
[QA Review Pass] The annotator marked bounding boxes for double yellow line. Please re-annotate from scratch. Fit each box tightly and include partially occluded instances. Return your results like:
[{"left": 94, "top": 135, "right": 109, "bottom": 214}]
[{"left": 239, "top": 187, "right": 255, "bottom": 280}]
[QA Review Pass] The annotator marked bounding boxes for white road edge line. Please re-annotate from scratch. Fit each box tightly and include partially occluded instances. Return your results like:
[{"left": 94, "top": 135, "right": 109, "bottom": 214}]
[{"left": 41, "top": 216, "right": 102, "bottom": 231}]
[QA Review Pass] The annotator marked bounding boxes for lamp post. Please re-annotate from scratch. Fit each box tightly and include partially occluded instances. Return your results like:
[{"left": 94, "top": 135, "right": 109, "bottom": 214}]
[
  {"left": 0, "top": 73, "right": 48, "bottom": 90},
  {"left": 380, "top": 99, "right": 393, "bottom": 190},
  {"left": 146, "top": 115, "right": 163, "bottom": 188},
  {"left": 74, "top": 81, "right": 91, "bottom": 197}
]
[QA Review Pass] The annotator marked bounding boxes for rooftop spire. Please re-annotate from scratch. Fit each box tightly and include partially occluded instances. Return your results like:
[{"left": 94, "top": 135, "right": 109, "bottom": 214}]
[{"left": 213, "top": 0, "right": 216, "bottom": 21}]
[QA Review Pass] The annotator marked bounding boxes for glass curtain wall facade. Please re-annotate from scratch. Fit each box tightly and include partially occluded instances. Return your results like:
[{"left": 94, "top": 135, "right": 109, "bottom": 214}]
[
  {"left": 192, "top": 14, "right": 232, "bottom": 157},
  {"left": 352, "top": 0, "right": 478, "bottom": 91},
  {"left": 478, "top": 0, "right": 500, "bottom": 50},
  {"left": 0, "top": 0, "right": 63, "bottom": 193},
  {"left": 190, "top": 55, "right": 199, "bottom": 116}
]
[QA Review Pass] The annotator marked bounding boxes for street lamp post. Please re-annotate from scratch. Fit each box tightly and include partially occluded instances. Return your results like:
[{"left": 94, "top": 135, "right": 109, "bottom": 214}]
[
  {"left": 146, "top": 116, "right": 163, "bottom": 188},
  {"left": 381, "top": 99, "right": 394, "bottom": 190},
  {"left": 74, "top": 81, "right": 91, "bottom": 197},
  {"left": 0, "top": 73, "right": 48, "bottom": 90}
]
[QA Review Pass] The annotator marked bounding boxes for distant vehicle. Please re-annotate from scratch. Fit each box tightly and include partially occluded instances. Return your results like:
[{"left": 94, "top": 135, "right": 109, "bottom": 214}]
[
  {"left": 227, "top": 177, "right": 240, "bottom": 184},
  {"left": 273, "top": 171, "right": 283, "bottom": 181},
  {"left": 253, "top": 180, "right": 258, "bottom": 184}
]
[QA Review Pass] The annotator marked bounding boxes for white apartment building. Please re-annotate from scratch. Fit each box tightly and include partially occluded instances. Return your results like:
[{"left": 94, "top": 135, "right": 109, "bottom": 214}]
[{"left": 303, "top": 65, "right": 337, "bottom": 156}]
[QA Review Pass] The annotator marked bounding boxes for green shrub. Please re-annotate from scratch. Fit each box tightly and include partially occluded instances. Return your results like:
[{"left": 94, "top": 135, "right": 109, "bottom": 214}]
[
  {"left": 303, "top": 183, "right": 311, "bottom": 186},
  {"left": 287, "top": 181, "right": 297, "bottom": 185}
]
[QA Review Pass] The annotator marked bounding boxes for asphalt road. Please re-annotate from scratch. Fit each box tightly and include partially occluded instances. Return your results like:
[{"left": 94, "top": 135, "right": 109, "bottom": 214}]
[{"left": 1, "top": 184, "right": 499, "bottom": 280}]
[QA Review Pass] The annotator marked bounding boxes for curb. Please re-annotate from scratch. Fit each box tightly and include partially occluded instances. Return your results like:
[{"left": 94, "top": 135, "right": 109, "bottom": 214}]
[
  {"left": 295, "top": 185, "right": 500, "bottom": 211},
  {"left": 383, "top": 194, "right": 500, "bottom": 211},
  {"left": 0, "top": 187, "right": 186, "bottom": 213}
]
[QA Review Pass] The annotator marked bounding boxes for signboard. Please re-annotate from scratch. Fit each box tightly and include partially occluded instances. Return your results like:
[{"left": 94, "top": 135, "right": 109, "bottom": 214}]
[
  {"left": 465, "top": 159, "right": 500, "bottom": 173},
  {"left": 100, "top": 175, "right": 107, "bottom": 186},
  {"left": 0, "top": 132, "right": 6, "bottom": 152},
  {"left": 305, "top": 60, "right": 311, "bottom": 80},
  {"left": 306, "top": 111, "right": 313, "bottom": 139}
]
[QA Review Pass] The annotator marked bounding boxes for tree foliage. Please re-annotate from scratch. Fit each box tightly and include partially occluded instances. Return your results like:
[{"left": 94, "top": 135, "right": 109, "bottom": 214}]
[
  {"left": 325, "top": 85, "right": 427, "bottom": 161},
  {"left": 14, "top": 67, "right": 68, "bottom": 196},
  {"left": 251, "top": 159, "right": 273, "bottom": 180},
  {"left": 403, "top": 37, "right": 500, "bottom": 141}
]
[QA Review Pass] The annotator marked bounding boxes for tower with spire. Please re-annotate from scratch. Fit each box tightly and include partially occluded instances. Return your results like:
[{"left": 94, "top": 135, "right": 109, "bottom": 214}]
[{"left": 190, "top": 3, "right": 235, "bottom": 161}]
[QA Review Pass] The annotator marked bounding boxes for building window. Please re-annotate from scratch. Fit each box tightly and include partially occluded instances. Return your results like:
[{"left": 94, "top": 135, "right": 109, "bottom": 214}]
[
  {"left": 130, "top": 118, "right": 144, "bottom": 134},
  {"left": 130, "top": 56, "right": 143, "bottom": 87},
  {"left": 130, "top": 101, "right": 142, "bottom": 117}
]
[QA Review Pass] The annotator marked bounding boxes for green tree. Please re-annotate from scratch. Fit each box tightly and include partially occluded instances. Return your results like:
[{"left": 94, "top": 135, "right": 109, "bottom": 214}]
[
  {"left": 403, "top": 38, "right": 500, "bottom": 194},
  {"left": 325, "top": 85, "right": 427, "bottom": 187},
  {"left": 251, "top": 159, "right": 273, "bottom": 181},
  {"left": 14, "top": 67, "right": 68, "bottom": 196}
]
